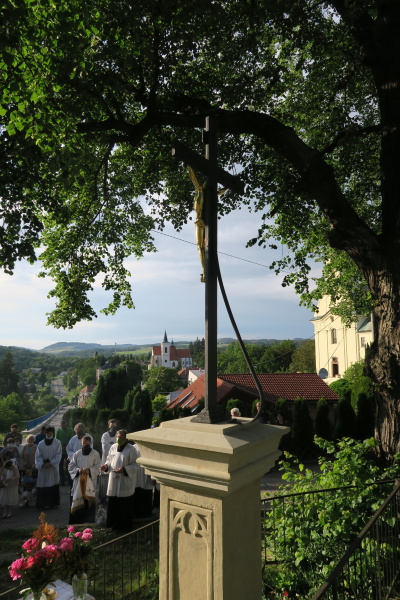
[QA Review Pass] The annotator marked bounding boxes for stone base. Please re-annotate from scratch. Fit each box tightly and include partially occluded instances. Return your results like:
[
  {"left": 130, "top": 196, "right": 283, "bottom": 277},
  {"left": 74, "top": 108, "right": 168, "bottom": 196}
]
[{"left": 132, "top": 417, "right": 289, "bottom": 600}]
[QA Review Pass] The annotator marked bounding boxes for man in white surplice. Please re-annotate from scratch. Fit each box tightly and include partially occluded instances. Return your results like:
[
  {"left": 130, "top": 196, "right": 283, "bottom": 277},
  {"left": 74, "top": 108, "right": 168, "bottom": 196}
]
[
  {"left": 35, "top": 426, "right": 62, "bottom": 509},
  {"left": 68, "top": 435, "right": 101, "bottom": 524},
  {"left": 100, "top": 429, "right": 139, "bottom": 530}
]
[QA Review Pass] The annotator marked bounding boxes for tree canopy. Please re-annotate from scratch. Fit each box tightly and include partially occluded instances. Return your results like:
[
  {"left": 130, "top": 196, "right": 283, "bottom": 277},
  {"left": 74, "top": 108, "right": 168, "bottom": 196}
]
[{"left": 1, "top": 0, "right": 400, "bottom": 453}]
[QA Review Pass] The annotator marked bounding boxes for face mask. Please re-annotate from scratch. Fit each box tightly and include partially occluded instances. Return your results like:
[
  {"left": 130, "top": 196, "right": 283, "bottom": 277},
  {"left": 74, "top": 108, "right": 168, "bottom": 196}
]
[
  {"left": 15, "top": 442, "right": 20, "bottom": 447},
  {"left": 7, "top": 443, "right": 13, "bottom": 448},
  {"left": 82, "top": 445, "right": 91, "bottom": 456},
  {"left": 117, "top": 438, "right": 125, "bottom": 446},
  {"left": 77, "top": 432, "right": 83, "bottom": 439},
  {"left": 28, "top": 443, "right": 33, "bottom": 446},
  {"left": 45, "top": 437, "right": 53, "bottom": 445},
  {"left": 109, "top": 427, "right": 117, "bottom": 436}
]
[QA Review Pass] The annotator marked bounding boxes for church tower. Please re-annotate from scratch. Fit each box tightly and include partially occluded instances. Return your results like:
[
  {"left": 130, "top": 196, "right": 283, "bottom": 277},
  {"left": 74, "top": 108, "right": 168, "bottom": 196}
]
[{"left": 160, "top": 330, "right": 171, "bottom": 363}]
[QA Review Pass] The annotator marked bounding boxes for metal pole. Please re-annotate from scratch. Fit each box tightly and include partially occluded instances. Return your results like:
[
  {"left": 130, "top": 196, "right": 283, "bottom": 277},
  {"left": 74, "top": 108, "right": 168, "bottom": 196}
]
[
  {"left": 192, "top": 117, "right": 226, "bottom": 423},
  {"left": 204, "top": 116, "right": 218, "bottom": 416}
]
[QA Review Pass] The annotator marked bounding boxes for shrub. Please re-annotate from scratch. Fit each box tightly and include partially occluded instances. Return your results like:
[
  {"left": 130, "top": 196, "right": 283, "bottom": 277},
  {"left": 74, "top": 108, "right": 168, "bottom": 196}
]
[{"left": 263, "top": 437, "right": 400, "bottom": 598}]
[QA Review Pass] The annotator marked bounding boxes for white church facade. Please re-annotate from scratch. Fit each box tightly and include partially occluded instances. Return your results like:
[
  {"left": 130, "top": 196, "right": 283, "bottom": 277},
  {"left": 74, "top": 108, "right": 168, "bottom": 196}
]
[
  {"left": 149, "top": 331, "right": 193, "bottom": 370},
  {"left": 312, "top": 296, "right": 373, "bottom": 385}
]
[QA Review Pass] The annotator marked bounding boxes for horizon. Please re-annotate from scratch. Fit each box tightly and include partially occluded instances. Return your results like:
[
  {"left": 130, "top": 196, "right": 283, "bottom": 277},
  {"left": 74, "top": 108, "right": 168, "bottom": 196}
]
[{"left": 0, "top": 207, "right": 318, "bottom": 350}]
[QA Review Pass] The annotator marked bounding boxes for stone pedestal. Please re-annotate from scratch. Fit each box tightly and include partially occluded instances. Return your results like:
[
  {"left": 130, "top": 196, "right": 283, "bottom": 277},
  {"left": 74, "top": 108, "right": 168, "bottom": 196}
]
[{"left": 131, "top": 417, "right": 288, "bottom": 600}]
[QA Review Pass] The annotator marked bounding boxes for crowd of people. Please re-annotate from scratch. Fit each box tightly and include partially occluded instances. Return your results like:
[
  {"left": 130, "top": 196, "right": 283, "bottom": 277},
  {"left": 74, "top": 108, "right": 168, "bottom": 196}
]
[{"left": 0, "top": 420, "right": 158, "bottom": 530}]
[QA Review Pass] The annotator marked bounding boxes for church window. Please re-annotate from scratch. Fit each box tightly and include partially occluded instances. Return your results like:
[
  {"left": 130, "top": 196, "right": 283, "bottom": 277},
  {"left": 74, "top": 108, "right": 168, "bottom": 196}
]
[
  {"left": 361, "top": 337, "right": 366, "bottom": 347},
  {"left": 332, "top": 357, "right": 339, "bottom": 377},
  {"left": 331, "top": 328, "right": 337, "bottom": 344}
]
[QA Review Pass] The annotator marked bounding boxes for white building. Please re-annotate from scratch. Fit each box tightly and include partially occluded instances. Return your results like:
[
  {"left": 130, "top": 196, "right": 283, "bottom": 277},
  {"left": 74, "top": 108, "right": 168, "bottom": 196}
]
[
  {"left": 149, "top": 331, "right": 192, "bottom": 370},
  {"left": 312, "top": 296, "right": 373, "bottom": 385}
]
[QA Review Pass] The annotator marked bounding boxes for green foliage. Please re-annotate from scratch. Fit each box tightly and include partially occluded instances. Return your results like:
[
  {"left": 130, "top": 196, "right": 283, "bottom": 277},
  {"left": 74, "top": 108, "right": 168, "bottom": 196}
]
[
  {"left": 275, "top": 398, "right": 291, "bottom": 423},
  {"left": 145, "top": 367, "right": 182, "bottom": 399},
  {"left": 0, "top": 352, "right": 20, "bottom": 397},
  {"left": 152, "top": 395, "right": 167, "bottom": 412},
  {"left": 94, "top": 409, "right": 110, "bottom": 437},
  {"left": 343, "top": 361, "right": 374, "bottom": 409},
  {"left": 108, "top": 409, "right": 130, "bottom": 430},
  {"left": 188, "top": 338, "right": 205, "bottom": 368},
  {"left": 217, "top": 341, "right": 296, "bottom": 374},
  {"left": 314, "top": 398, "right": 332, "bottom": 441},
  {"left": 288, "top": 340, "right": 316, "bottom": 373},
  {"left": 356, "top": 393, "right": 376, "bottom": 441},
  {"left": 263, "top": 438, "right": 400, "bottom": 598},
  {"left": 90, "top": 362, "right": 142, "bottom": 410},
  {"left": 329, "top": 378, "right": 352, "bottom": 400},
  {"left": 334, "top": 398, "right": 356, "bottom": 440},
  {"left": 290, "top": 397, "right": 314, "bottom": 455},
  {"left": 0, "top": 393, "right": 25, "bottom": 430}
]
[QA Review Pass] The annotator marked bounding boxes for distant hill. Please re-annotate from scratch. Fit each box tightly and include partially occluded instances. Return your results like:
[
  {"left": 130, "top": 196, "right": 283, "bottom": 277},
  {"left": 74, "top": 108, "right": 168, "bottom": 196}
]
[
  {"left": 1, "top": 337, "right": 306, "bottom": 358},
  {"left": 40, "top": 342, "right": 143, "bottom": 356}
]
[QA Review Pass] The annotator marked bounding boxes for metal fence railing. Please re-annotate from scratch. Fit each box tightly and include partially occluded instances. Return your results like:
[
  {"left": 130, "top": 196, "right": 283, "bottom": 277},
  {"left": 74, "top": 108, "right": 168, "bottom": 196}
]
[
  {"left": 89, "top": 519, "right": 160, "bottom": 600},
  {"left": 261, "top": 479, "right": 397, "bottom": 566},
  {"left": 0, "top": 520, "right": 160, "bottom": 600},
  {"left": 311, "top": 480, "right": 400, "bottom": 600},
  {"left": 23, "top": 405, "right": 63, "bottom": 431}
]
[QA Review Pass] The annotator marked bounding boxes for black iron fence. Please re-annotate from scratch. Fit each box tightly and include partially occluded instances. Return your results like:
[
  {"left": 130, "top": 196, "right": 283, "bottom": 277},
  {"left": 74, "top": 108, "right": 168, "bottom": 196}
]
[
  {"left": 89, "top": 519, "right": 160, "bottom": 600},
  {"left": 261, "top": 479, "right": 397, "bottom": 566},
  {"left": 0, "top": 520, "right": 160, "bottom": 600},
  {"left": 311, "top": 480, "right": 400, "bottom": 600}
]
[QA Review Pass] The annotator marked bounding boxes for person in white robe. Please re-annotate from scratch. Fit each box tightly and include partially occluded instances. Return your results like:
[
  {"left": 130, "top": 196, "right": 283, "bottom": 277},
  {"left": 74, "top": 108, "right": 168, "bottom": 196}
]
[
  {"left": 132, "top": 442, "right": 154, "bottom": 518},
  {"left": 101, "top": 419, "right": 117, "bottom": 463},
  {"left": 99, "top": 420, "right": 117, "bottom": 503},
  {"left": 66, "top": 423, "right": 94, "bottom": 460},
  {"left": 100, "top": 429, "right": 139, "bottom": 530},
  {"left": 35, "top": 426, "right": 62, "bottom": 509},
  {"left": 68, "top": 435, "right": 101, "bottom": 524}
]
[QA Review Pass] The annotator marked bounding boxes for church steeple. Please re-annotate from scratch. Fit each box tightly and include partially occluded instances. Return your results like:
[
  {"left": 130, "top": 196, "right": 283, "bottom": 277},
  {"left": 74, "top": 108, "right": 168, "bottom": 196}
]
[{"left": 163, "top": 330, "right": 169, "bottom": 343}]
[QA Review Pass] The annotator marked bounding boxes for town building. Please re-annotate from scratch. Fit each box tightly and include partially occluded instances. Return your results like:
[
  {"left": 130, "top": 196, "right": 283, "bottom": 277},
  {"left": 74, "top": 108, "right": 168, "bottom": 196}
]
[
  {"left": 168, "top": 372, "right": 339, "bottom": 419},
  {"left": 78, "top": 384, "right": 96, "bottom": 408},
  {"left": 312, "top": 295, "right": 373, "bottom": 385},
  {"left": 149, "top": 331, "right": 192, "bottom": 370}
]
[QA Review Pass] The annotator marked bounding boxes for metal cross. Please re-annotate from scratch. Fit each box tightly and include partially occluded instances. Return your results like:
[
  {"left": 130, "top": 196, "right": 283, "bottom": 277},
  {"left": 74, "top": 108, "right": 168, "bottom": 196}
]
[{"left": 172, "top": 117, "right": 245, "bottom": 423}]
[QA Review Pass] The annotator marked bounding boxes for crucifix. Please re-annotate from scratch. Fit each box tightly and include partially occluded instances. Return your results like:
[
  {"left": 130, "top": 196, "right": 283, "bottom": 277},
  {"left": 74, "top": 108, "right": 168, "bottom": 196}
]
[{"left": 172, "top": 117, "right": 245, "bottom": 424}]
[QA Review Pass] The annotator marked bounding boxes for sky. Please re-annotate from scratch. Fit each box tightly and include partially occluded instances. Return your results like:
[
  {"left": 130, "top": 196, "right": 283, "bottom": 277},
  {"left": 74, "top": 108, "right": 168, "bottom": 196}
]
[{"left": 0, "top": 206, "right": 319, "bottom": 351}]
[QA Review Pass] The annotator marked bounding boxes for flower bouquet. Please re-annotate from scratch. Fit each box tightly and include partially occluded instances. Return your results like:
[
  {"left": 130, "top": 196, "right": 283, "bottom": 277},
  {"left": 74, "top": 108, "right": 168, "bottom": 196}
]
[
  {"left": 58, "top": 526, "right": 94, "bottom": 600},
  {"left": 9, "top": 514, "right": 61, "bottom": 600},
  {"left": 58, "top": 526, "right": 94, "bottom": 578}
]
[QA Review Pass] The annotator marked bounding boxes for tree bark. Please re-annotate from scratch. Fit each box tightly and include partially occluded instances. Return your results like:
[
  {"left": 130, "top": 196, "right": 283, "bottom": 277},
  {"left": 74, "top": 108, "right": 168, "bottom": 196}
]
[{"left": 366, "top": 269, "right": 400, "bottom": 458}]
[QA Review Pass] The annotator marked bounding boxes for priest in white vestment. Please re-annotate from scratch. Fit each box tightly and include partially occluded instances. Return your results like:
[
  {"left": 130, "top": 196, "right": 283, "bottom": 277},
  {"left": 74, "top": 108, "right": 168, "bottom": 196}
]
[
  {"left": 100, "top": 429, "right": 139, "bottom": 530},
  {"left": 35, "top": 426, "right": 62, "bottom": 509},
  {"left": 68, "top": 435, "right": 101, "bottom": 524},
  {"left": 66, "top": 423, "right": 94, "bottom": 460}
]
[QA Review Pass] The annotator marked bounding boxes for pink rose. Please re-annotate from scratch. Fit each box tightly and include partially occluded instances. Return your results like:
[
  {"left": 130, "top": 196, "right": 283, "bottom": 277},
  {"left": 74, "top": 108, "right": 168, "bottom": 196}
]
[
  {"left": 26, "top": 555, "right": 38, "bottom": 568},
  {"left": 83, "top": 528, "right": 93, "bottom": 534},
  {"left": 22, "top": 538, "right": 39, "bottom": 553},
  {"left": 59, "top": 538, "right": 74, "bottom": 552},
  {"left": 82, "top": 532, "right": 93, "bottom": 541},
  {"left": 74, "top": 532, "right": 83, "bottom": 538},
  {"left": 44, "top": 544, "right": 59, "bottom": 557},
  {"left": 67, "top": 525, "right": 75, "bottom": 533}
]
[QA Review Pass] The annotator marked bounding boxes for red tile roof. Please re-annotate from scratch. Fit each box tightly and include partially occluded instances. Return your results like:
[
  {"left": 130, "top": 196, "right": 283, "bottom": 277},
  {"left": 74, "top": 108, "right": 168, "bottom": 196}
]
[
  {"left": 218, "top": 373, "right": 339, "bottom": 403},
  {"left": 168, "top": 374, "right": 239, "bottom": 411},
  {"left": 167, "top": 372, "right": 338, "bottom": 412},
  {"left": 79, "top": 385, "right": 96, "bottom": 394},
  {"left": 152, "top": 345, "right": 191, "bottom": 359}
]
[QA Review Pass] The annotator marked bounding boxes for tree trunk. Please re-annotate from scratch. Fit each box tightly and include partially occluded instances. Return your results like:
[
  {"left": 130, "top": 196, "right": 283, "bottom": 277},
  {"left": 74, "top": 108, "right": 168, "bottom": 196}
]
[{"left": 365, "top": 273, "right": 400, "bottom": 459}]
